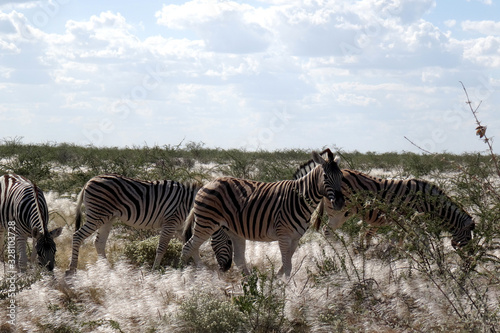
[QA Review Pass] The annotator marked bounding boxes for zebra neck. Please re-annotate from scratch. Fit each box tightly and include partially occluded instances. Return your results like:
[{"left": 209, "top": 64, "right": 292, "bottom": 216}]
[
  {"left": 31, "top": 185, "right": 48, "bottom": 235},
  {"left": 188, "top": 184, "right": 200, "bottom": 208},
  {"left": 294, "top": 166, "right": 324, "bottom": 209},
  {"left": 408, "top": 183, "right": 471, "bottom": 233}
]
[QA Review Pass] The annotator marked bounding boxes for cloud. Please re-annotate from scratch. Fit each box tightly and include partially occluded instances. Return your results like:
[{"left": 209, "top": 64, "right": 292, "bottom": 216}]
[
  {"left": 156, "top": 0, "right": 272, "bottom": 53},
  {"left": 0, "top": 12, "right": 16, "bottom": 33},
  {"left": 0, "top": 0, "right": 498, "bottom": 152},
  {"left": 462, "top": 20, "right": 500, "bottom": 36},
  {"left": 444, "top": 19, "right": 456, "bottom": 28},
  {"left": 56, "top": 11, "right": 140, "bottom": 60},
  {"left": 0, "top": 11, "right": 29, "bottom": 53},
  {"left": 152, "top": 0, "right": 458, "bottom": 76},
  {"left": 460, "top": 36, "right": 500, "bottom": 67},
  {"left": 467, "top": 0, "right": 493, "bottom": 4},
  {"left": 0, "top": 1, "right": 38, "bottom": 9},
  {"left": 386, "top": 0, "right": 435, "bottom": 24}
]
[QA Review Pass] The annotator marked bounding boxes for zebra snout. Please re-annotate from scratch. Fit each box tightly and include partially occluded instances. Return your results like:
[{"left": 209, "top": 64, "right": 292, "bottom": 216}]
[
  {"left": 45, "top": 263, "right": 54, "bottom": 271},
  {"left": 331, "top": 190, "right": 345, "bottom": 211},
  {"left": 39, "top": 259, "right": 55, "bottom": 271},
  {"left": 451, "top": 237, "right": 472, "bottom": 250}
]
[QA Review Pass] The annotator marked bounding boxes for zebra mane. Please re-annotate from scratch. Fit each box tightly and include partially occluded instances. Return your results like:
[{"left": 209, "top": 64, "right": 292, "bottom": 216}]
[
  {"left": 293, "top": 149, "right": 332, "bottom": 180},
  {"left": 293, "top": 160, "right": 317, "bottom": 180}
]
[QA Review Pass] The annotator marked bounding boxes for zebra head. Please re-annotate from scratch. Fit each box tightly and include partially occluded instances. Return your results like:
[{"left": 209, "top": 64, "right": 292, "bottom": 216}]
[
  {"left": 312, "top": 149, "right": 345, "bottom": 211},
  {"left": 211, "top": 228, "right": 233, "bottom": 272},
  {"left": 451, "top": 217, "right": 475, "bottom": 250},
  {"left": 32, "top": 227, "right": 63, "bottom": 271}
]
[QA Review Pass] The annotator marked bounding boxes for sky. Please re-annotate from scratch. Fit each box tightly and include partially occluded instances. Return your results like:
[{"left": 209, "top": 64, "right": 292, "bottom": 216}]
[{"left": 0, "top": 0, "right": 499, "bottom": 153}]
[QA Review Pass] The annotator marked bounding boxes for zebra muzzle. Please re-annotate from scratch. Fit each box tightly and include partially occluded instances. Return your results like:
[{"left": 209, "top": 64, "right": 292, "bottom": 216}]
[{"left": 330, "top": 190, "right": 345, "bottom": 211}]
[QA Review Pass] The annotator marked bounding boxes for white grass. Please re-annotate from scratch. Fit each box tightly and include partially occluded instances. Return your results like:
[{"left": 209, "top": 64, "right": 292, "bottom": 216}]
[{"left": 3, "top": 230, "right": 497, "bottom": 332}]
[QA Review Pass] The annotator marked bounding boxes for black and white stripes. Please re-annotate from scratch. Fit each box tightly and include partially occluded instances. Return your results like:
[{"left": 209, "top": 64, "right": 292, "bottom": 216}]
[
  {"left": 181, "top": 149, "right": 344, "bottom": 277},
  {"left": 0, "top": 174, "right": 62, "bottom": 271},
  {"left": 314, "top": 169, "right": 475, "bottom": 248},
  {"left": 67, "top": 174, "right": 199, "bottom": 273}
]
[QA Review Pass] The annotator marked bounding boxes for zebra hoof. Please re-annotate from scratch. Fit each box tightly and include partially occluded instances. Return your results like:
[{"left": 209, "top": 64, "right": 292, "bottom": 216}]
[{"left": 65, "top": 269, "right": 76, "bottom": 277}]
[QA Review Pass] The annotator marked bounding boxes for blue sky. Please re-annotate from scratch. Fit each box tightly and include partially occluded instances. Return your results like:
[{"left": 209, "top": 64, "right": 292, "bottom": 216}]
[{"left": 0, "top": 0, "right": 498, "bottom": 153}]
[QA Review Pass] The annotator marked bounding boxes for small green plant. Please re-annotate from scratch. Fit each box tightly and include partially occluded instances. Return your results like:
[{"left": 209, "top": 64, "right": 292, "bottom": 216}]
[
  {"left": 123, "top": 236, "right": 183, "bottom": 269},
  {"left": 176, "top": 291, "right": 244, "bottom": 333},
  {"left": 0, "top": 267, "right": 44, "bottom": 300},
  {"left": 234, "top": 268, "right": 290, "bottom": 332}
]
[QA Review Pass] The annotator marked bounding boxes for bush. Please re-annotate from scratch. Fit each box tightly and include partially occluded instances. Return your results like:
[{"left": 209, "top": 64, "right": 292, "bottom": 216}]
[
  {"left": 176, "top": 291, "right": 245, "bottom": 333},
  {"left": 234, "top": 268, "right": 290, "bottom": 332},
  {"left": 123, "top": 236, "right": 183, "bottom": 269}
]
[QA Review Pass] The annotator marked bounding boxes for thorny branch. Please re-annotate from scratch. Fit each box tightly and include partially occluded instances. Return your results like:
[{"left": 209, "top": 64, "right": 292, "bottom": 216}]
[
  {"left": 404, "top": 82, "right": 500, "bottom": 200},
  {"left": 459, "top": 81, "right": 500, "bottom": 178}
]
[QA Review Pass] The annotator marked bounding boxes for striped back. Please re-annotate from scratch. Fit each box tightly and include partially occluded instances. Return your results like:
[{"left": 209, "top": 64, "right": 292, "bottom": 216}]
[
  {"left": 79, "top": 174, "right": 199, "bottom": 230},
  {"left": 196, "top": 151, "right": 343, "bottom": 241},
  {"left": 1, "top": 174, "right": 48, "bottom": 234}
]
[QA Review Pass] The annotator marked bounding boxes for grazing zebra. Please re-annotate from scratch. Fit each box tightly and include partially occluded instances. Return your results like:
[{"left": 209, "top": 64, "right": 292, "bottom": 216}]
[
  {"left": 0, "top": 174, "right": 62, "bottom": 271},
  {"left": 66, "top": 174, "right": 199, "bottom": 274},
  {"left": 310, "top": 169, "right": 475, "bottom": 249},
  {"left": 181, "top": 149, "right": 345, "bottom": 277}
]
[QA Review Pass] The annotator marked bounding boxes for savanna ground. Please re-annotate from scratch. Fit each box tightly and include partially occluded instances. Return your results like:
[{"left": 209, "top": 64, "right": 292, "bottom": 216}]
[{"left": 0, "top": 137, "right": 498, "bottom": 333}]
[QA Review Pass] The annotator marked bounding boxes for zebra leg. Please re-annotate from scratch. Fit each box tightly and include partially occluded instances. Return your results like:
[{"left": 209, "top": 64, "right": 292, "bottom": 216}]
[
  {"left": 16, "top": 234, "right": 28, "bottom": 272},
  {"left": 95, "top": 222, "right": 113, "bottom": 259},
  {"left": 0, "top": 227, "right": 4, "bottom": 262},
  {"left": 153, "top": 224, "right": 175, "bottom": 269},
  {"left": 181, "top": 223, "right": 217, "bottom": 266},
  {"left": 181, "top": 235, "right": 207, "bottom": 265},
  {"left": 327, "top": 211, "right": 350, "bottom": 232},
  {"left": 67, "top": 220, "right": 103, "bottom": 273},
  {"left": 30, "top": 237, "right": 37, "bottom": 263},
  {"left": 362, "top": 226, "right": 379, "bottom": 248},
  {"left": 277, "top": 237, "right": 299, "bottom": 278},
  {"left": 231, "top": 235, "right": 249, "bottom": 275}
]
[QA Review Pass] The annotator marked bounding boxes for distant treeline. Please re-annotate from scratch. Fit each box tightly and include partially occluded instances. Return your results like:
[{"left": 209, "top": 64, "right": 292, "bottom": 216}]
[{"left": 0, "top": 138, "right": 494, "bottom": 194}]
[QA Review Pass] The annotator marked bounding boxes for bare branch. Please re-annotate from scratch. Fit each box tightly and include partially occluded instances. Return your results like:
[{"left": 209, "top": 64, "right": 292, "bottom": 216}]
[
  {"left": 404, "top": 136, "right": 435, "bottom": 155},
  {"left": 459, "top": 81, "right": 500, "bottom": 178}
]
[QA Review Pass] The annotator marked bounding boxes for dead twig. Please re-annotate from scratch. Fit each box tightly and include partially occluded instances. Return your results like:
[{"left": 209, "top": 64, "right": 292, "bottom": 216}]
[{"left": 459, "top": 81, "right": 500, "bottom": 178}]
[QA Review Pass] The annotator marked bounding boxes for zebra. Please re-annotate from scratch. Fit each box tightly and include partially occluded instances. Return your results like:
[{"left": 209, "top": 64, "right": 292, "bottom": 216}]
[
  {"left": 66, "top": 174, "right": 199, "bottom": 274},
  {"left": 181, "top": 149, "right": 345, "bottom": 277},
  {"left": 0, "top": 174, "right": 62, "bottom": 271},
  {"left": 309, "top": 169, "right": 475, "bottom": 249}
]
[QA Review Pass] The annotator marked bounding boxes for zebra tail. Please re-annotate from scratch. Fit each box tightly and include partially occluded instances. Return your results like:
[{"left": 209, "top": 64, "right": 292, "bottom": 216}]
[
  {"left": 183, "top": 208, "right": 195, "bottom": 243},
  {"left": 312, "top": 198, "right": 325, "bottom": 231},
  {"left": 74, "top": 189, "right": 85, "bottom": 231}
]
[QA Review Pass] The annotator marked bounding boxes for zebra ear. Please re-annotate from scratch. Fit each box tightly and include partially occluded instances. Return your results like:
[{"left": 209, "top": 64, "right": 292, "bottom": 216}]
[
  {"left": 334, "top": 155, "right": 341, "bottom": 165},
  {"left": 312, "top": 151, "right": 326, "bottom": 165},
  {"left": 319, "top": 148, "right": 334, "bottom": 161},
  {"left": 326, "top": 149, "right": 334, "bottom": 162},
  {"left": 50, "top": 227, "right": 63, "bottom": 239}
]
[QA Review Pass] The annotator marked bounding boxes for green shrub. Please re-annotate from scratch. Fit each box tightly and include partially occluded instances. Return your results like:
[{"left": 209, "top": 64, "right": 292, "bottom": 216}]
[
  {"left": 176, "top": 291, "right": 244, "bottom": 333},
  {"left": 234, "top": 268, "right": 290, "bottom": 332},
  {"left": 123, "top": 236, "right": 182, "bottom": 269}
]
